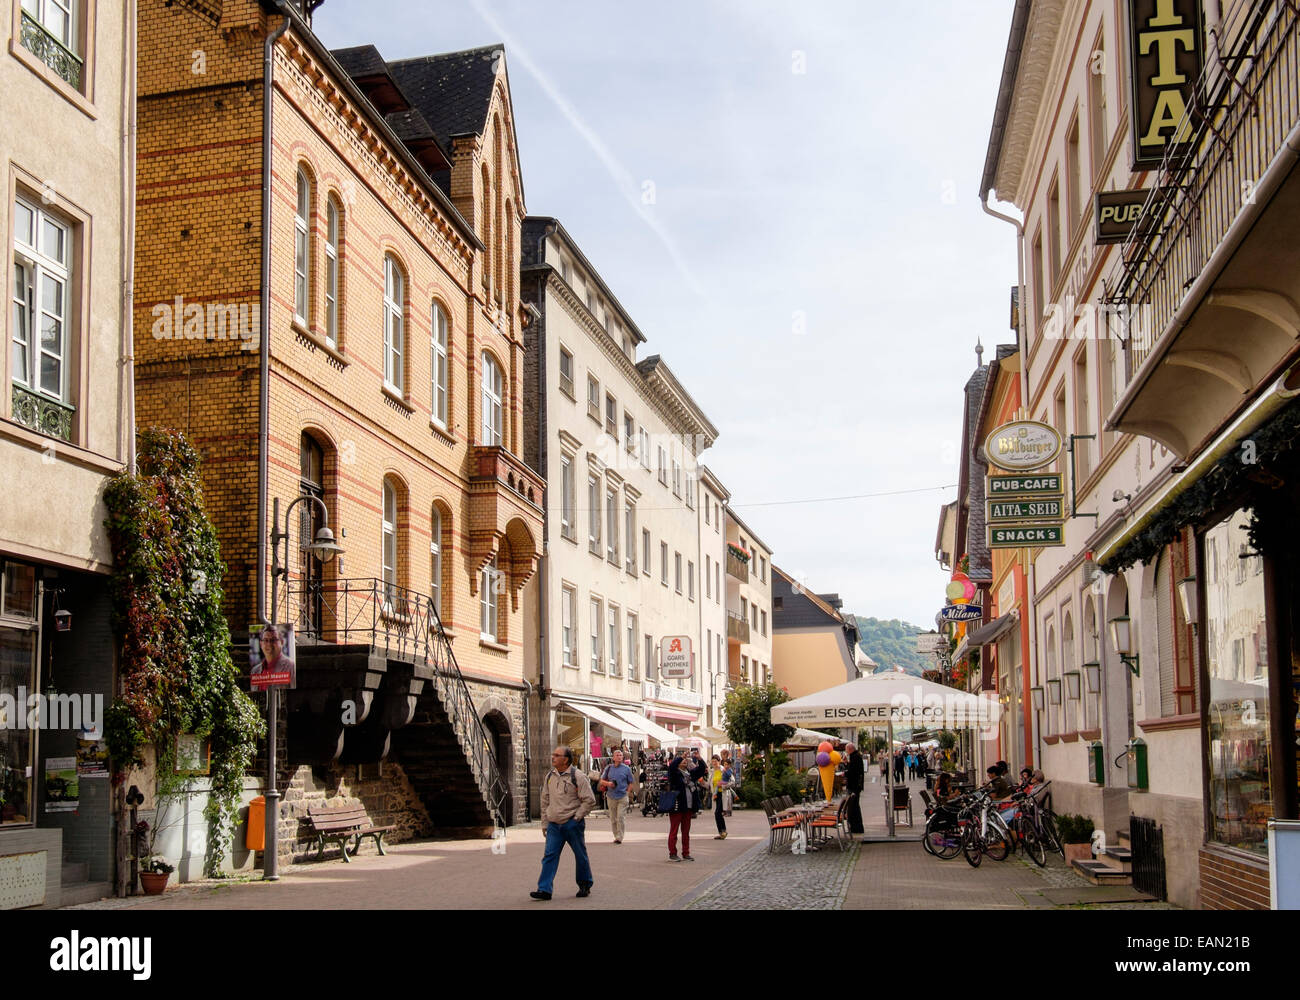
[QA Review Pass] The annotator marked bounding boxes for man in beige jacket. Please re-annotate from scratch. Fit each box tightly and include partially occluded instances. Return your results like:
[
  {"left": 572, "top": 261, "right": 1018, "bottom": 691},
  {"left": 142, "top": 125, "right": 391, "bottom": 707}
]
[{"left": 531, "top": 746, "right": 596, "bottom": 900}]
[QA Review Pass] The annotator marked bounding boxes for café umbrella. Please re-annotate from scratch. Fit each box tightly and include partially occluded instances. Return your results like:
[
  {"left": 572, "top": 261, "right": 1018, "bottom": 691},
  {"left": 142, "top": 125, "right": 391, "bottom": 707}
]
[{"left": 769, "top": 674, "right": 997, "bottom": 837}]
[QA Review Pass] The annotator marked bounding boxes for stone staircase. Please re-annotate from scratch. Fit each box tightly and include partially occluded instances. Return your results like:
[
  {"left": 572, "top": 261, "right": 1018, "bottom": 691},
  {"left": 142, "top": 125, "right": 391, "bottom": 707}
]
[
  {"left": 1071, "top": 827, "right": 1134, "bottom": 886},
  {"left": 283, "top": 579, "right": 507, "bottom": 835}
]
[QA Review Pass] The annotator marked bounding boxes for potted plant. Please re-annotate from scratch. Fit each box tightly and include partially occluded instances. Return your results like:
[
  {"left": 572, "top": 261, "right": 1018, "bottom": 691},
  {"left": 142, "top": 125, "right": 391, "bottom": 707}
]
[
  {"left": 138, "top": 857, "right": 175, "bottom": 895},
  {"left": 1056, "top": 812, "right": 1097, "bottom": 865}
]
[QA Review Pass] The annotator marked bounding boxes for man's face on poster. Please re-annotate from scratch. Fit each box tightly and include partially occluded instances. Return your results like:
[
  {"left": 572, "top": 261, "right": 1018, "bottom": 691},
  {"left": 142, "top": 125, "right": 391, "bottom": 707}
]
[{"left": 260, "top": 628, "right": 283, "bottom": 666}]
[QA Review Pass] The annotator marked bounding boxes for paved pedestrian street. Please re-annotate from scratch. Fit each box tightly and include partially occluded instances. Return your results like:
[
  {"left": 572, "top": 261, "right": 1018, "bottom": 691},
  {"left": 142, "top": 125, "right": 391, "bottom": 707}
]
[{"left": 64, "top": 804, "right": 1177, "bottom": 911}]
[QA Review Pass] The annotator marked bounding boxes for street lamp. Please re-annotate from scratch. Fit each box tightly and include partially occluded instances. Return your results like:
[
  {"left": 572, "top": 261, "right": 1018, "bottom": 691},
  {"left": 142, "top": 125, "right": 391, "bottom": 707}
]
[
  {"left": 1108, "top": 615, "right": 1140, "bottom": 676},
  {"left": 263, "top": 494, "right": 343, "bottom": 880}
]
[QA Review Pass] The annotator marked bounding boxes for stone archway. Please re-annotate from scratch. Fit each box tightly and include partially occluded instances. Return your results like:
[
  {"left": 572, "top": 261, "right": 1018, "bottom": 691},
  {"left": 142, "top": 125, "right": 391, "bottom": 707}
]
[{"left": 482, "top": 708, "right": 515, "bottom": 825}]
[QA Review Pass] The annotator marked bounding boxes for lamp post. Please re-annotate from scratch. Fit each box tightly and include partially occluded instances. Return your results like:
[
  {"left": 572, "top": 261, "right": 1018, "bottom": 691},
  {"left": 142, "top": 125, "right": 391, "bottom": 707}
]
[{"left": 264, "top": 494, "right": 343, "bottom": 880}]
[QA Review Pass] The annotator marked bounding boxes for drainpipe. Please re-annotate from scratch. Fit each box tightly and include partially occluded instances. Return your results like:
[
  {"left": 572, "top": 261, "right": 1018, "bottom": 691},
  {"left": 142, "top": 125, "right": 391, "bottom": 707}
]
[
  {"left": 982, "top": 192, "right": 1037, "bottom": 765},
  {"left": 120, "top": 0, "right": 138, "bottom": 474},
  {"left": 256, "top": 11, "right": 291, "bottom": 627},
  {"left": 531, "top": 220, "right": 556, "bottom": 818}
]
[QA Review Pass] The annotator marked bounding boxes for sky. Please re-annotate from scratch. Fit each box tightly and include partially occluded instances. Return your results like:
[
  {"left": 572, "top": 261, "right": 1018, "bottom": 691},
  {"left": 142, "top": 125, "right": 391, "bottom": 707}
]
[{"left": 314, "top": 0, "right": 1019, "bottom": 629}]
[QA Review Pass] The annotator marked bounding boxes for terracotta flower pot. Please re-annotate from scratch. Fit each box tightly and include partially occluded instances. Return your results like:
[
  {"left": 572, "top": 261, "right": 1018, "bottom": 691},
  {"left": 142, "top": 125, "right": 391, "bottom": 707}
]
[
  {"left": 139, "top": 871, "right": 170, "bottom": 895},
  {"left": 1063, "top": 842, "right": 1093, "bottom": 865}
]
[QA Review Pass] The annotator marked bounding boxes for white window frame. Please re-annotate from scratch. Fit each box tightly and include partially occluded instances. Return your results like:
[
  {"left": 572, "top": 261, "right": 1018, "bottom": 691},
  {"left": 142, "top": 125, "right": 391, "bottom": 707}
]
[
  {"left": 23, "top": 0, "right": 77, "bottom": 49},
  {"left": 294, "top": 169, "right": 310, "bottom": 324},
  {"left": 688, "top": 560, "right": 695, "bottom": 601},
  {"left": 624, "top": 501, "right": 636, "bottom": 574},
  {"left": 605, "top": 487, "right": 619, "bottom": 564},
  {"left": 325, "top": 198, "right": 339, "bottom": 344},
  {"left": 586, "top": 374, "right": 600, "bottom": 422},
  {"left": 607, "top": 605, "right": 619, "bottom": 675},
  {"left": 383, "top": 255, "right": 404, "bottom": 392},
  {"left": 11, "top": 194, "right": 70, "bottom": 403},
  {"left": 660, "top": 541, "right": 668, "bottom": 585},
  {"left": 481, "top": 351, "right": 502, "bottom": 446},
  {"left": 382, "top": 481, "right": 398, "bottom": 603},
  {"left": 674, "top": 552, "right": 682, "bottom": 593},
  {"left": 430, "top": 507, "right": 442, "bottom": 616},
  {"left": 639, "top": 427, "right": 649, "bottom": 468},
  {"left": 627, "top": 612, "right": 638, "bottom": 680},
  {"left": 561, "top": 586, "right": 576, "bottom": 666},
  {"left": 589, "top": 597, "right": 603, "bottom": 672},
  {"left": 558, "top": 346, "right": 574, "bottom": 398},
  {"left": 431, "top": 302, "right": 449, "bottom": 428},
  {"left": 672, "top": 460, "right": 681, "bottom": 497},
  {"left": 560, "top": 454, "right": 575, "bottom": 541},
  {"left": 480, "top": 560, "right": 499, "bottom": 641},
  {"left": 588, "top": 475, "right": 601, "bottom": 555},
  {"left": 642, "top": 528, "right": 651, "bottom": 578}
]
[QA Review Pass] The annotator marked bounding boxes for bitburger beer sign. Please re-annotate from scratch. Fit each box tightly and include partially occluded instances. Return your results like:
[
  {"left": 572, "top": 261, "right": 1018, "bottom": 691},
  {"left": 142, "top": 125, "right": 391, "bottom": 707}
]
[
  {"left": 1127, "top": 0, "right": 1203, "bottom": 170},
  {"left": 982, "top": 420, "right": 1063, "bottom": 472}
]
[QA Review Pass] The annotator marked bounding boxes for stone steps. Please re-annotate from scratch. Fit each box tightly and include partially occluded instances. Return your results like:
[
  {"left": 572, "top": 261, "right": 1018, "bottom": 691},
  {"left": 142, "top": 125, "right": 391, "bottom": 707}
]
[{"left": 1071, "top": 859, "right": 1133, "bottom": 885}]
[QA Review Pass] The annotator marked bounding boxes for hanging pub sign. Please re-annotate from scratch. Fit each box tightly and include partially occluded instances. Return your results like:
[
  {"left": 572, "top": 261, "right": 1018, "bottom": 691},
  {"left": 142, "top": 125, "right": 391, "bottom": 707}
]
[
  {"left": 940, "top": 604, "right": 983, "bottom": 623},
  {"left": 988, "top": 524, "right": 1066, "bottom": 548},
  {"left": 987, "top": 473, "right": 1063, "bottom": 497},
  {"left": 982, "top": 420, "right": 1063, "bottom": 472},
  {"left": 1127, "top": 0, "right": 1203, "bottom": 170},
  {"left": 1095, "top": 189, "right": 1152, "bottom": 244},
  {"left": 987, "top": 498, "right": 1064, "bottom": 522}
]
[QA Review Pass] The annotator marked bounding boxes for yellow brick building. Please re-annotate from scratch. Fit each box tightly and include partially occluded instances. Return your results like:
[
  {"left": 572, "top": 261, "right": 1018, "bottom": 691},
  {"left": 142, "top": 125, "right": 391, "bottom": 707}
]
[{"left": 134, "top": 0, "right": 543, "bottom": 856}]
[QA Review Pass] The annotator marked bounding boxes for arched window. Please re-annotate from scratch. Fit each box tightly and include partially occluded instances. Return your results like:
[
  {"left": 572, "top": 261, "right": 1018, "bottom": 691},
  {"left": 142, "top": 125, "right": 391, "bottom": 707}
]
[
  {"left": 383, "top": 255, "right": 404, "bottom": 391},
  {"left": 382, "top": 479, "right": 398, "bottom": 603},
  {"left": 481, "top": 351, "right": 502, "bottom": 446},
  {"left": 299, "top": 433, "right": 326, "bottom": 634},
  {"left": 430, "top": 505, "right": 443, "bottom": 617},
  {"left": 325, "top": 197, "right": 340, "bottom": 345},
  {"left": 480, "top": 165, "right": 492, "bottom": 294},
  {"left": 431, "top": 302, "right": 449, "bottom": 428},
  {"left": 294, "top": 169, "right": 311, "bottom": 323},
  {"left": 1045, "top": 624, "right": 1058, "bottom": 736},
  {"left": 480, "top": 555, "right": 499, "bottom": 641},
  {"left": 1062, "top": 613, "right": 1076, "bottom": 733}
]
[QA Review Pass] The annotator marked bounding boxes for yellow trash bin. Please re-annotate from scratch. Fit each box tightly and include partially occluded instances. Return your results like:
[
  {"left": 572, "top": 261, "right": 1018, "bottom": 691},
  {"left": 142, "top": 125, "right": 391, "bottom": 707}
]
[{"left": 246, "top": 795, "right": 265, "bottom": 851}]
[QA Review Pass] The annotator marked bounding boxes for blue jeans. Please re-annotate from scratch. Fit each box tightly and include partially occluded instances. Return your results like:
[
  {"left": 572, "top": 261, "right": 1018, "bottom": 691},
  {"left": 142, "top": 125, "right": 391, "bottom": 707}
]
[{"left": 536, "top": 818, "right": 592, "bottom": 894}]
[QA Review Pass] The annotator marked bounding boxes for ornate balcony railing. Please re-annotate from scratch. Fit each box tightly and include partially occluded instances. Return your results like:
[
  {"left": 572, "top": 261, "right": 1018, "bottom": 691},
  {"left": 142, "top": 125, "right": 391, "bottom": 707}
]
[
  {"left": 277, "top": 577, "right": 508, "bottom": 825},
  {"left": 20, "top": 11, "right": 83, "bottom": 89},
  {"left": 11, "top": 385, "right": 74, "bottom": 441},
  {"left": 1108, "top": 1, "right": 1300, "bottom": 378}
]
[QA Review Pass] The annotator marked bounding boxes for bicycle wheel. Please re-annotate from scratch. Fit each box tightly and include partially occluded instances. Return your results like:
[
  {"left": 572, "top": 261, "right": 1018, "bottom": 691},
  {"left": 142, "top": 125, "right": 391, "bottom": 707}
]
[
  {"left": 1041, "top": 812, "right": 1063, "bottom": 856},
  {"left": 925, "top": 818, "right": 963, "bottom": 860},
  {"left": 1022, "top": 821, "right": 1047, "bottom": 866},
  {"left": 984, "top": 812, "right": 1012, "bottom": 861},
  {"left": 961, "top": 821, "right": 983, "bottom": 868}
]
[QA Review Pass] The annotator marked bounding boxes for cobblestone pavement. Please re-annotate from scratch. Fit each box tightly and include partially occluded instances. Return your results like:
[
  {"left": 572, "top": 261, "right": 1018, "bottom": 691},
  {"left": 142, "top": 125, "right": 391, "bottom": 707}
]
[{"left": 683, "top": 842, "right": 859, "bottom": 910}]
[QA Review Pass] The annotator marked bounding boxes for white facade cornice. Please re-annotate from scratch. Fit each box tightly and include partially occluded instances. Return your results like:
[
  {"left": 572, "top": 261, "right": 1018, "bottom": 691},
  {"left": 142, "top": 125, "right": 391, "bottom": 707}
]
[
  {"left": 547, "top": 272, "right": 708, "bottom": 443},
  {"left": 992, "top": 0, "right": 1069, "bottom": 206}
]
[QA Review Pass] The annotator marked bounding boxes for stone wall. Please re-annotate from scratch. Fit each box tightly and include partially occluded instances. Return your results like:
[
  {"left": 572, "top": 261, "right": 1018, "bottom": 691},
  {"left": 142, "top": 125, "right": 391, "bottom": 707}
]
[{"left": 276, "top": 761, "right": 433, "bottom": 864}]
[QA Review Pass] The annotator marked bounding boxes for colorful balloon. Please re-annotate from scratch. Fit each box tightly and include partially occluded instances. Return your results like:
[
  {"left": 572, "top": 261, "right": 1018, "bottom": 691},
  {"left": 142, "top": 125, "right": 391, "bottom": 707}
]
[
  {"left": 829, "top": 750, "right": 842, "bottom": 766},
  {"left": 817, "top": 741, "right": 833, "bottom": 754},
  {"left": 816, "top": 751, "right": 830, "bottom": 766}
]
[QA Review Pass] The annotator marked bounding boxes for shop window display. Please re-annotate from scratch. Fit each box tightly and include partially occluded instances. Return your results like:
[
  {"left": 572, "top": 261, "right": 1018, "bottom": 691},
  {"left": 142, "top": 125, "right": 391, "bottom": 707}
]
[
  {"left": 0, "top": 563, "right": 38, "bottom": 825},
  {"left": 1202, "top": 509, "right": 1272, "bottom": 854}
]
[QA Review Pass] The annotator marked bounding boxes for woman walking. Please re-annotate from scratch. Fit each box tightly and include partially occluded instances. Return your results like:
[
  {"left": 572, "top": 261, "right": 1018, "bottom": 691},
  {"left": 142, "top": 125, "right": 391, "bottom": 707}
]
[
  {"left": 711, "top": 755, "right": 735, "bottom": 840},
  {"left": 666, "top": 755, "right": 699, "bottom": 861}
]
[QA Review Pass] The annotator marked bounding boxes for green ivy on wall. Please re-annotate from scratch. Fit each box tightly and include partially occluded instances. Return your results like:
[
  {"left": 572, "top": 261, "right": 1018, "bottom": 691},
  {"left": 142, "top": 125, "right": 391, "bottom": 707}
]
[{"left": 104, "top": 428, "right": 263, "bottom": 876}]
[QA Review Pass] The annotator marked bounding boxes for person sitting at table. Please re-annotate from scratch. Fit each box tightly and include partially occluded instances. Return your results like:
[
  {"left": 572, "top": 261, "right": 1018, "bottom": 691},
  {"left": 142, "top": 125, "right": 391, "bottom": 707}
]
[
  {"left": 985, "top": 765, "right": 1013, "bottom": 800},
  {"left": 934, "top": 771, "right": 959, "bottom": 805}
]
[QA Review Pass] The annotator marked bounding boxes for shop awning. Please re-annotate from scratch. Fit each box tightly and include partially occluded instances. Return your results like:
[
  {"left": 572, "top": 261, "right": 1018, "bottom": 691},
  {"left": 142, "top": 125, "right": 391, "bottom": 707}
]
[
  {"left": 559, "top": 701, "right": 635, "bottom": 737},
  {"left": 965, "top": 611, "right": 1019, "bottom": 647},
  {"left": 646, "top": 707, "right": 697, "bottom": 722},
  {"left": 611, "top": 709, "right": 678, "bottom": 744}
]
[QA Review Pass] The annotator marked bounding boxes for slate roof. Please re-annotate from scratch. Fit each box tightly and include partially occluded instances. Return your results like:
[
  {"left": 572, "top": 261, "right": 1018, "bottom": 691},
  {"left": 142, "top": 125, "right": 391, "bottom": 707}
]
[
  {"left": 387, "top": 45, "right": 502, "bottom": 156},
  {"left": 963, "top": 364, "right": 993, "bottom": 582},
  {"left": 331, "top": 44, "right": 388, "bottom": 78}
]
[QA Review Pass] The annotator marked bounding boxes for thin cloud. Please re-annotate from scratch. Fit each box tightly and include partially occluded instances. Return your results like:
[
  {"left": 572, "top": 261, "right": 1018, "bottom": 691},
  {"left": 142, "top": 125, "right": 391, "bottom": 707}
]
[{"left": 469, "top": 0, "right": 707, "bottom": 298}]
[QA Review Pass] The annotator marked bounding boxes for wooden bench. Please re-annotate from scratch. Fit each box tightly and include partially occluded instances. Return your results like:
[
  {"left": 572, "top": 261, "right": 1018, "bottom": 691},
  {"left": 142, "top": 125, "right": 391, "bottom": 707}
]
[{"left": 306, "top": 804, "right": 395, "bottom": 863}]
